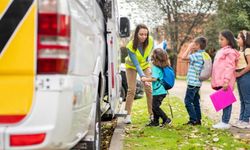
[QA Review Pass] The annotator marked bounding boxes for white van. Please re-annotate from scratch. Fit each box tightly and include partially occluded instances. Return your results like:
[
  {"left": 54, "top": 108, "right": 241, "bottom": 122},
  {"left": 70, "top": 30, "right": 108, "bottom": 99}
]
[{"left": 0, "top": 0, "right": 130, "bottom": 149}]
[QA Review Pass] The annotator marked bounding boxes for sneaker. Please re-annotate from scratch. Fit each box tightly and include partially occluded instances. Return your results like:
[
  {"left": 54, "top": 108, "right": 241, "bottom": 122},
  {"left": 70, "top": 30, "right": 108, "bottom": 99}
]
[
  {"left": 234, "top": 121, "right": 250, "bottom": 129},
  {"left": 124, "top": 115, "right": 131, "bottom": 124},
  {"left": 194, "top": 120, "right": 202, "bottom": 125},
  {"left": 146, "top": 121, "right": 159, "bottom": 127},
  {"left": 160, "top": 118, "right": 172, "bottom": 128},
  {"left": 149, "top": 115, "right": 154, "bottom": 121},
  {"left": 212, "top": 122, "right": 230, "bottom": 129},
  {"left": 183, "top": 120, "right": 199, "bottom": 126},
  {"left": 183, "top": 120, "right": 194, "bottom": 125},
  {"left": 232, "top": 120, "right": 243, "bottom": 127}
]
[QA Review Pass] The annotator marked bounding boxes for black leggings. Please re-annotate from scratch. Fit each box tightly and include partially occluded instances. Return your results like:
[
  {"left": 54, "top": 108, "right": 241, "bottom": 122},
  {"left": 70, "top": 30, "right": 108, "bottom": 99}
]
[{"left": 152, "top": 94, "right": 168, "bottom": 122}]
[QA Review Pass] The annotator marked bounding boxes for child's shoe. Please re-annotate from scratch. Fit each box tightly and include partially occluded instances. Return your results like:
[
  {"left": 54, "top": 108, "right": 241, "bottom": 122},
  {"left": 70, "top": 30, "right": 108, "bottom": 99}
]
[
  {"left": 124, "top": 115, "right": 131, "bottom": 124},
  {"left": 212, "top": 122, "right": 230, "bottom": 129},
  {"left": 183, "top": 120, "right": 201, "bottom": 126},
  {"left": 149, "top": 115, "right": 154, "bottom": 121},
  {"left": 234, "top": 121, "right": 250, "bottom": 129},
  {"left": 160, "top": 118, "right": 172, "bottom": 128},
  {"left": 232, "top": 120, "right": 243, "bottom": 127},
  {"left": 183, "top": 120, "right": 195, "bottom": 125},
  {"left": 146, "top": 120, "right": 159, "bottom": 127},
  {"left": 194, "top": 120, "right": 201, "bottom": 125}
]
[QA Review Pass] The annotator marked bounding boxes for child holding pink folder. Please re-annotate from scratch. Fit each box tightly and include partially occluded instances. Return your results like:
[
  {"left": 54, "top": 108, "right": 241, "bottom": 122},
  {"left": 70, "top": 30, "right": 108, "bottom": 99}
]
[{"left": 211, "top": 30, "right": 240, "bottom": 129}]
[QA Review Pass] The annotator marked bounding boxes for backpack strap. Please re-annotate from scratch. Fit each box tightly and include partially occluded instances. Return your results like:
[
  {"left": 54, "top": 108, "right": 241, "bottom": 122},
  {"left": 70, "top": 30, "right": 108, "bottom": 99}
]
[
  {"left": 154, "top": 68, "right": 164, "bottom": 91},
  {"left": 192, "top": 52, "right": 205, "bottom": 77}
]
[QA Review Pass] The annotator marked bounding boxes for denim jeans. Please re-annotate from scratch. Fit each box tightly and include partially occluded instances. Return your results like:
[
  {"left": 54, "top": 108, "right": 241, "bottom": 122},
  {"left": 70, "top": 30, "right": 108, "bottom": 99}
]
[
  {"left": 184, "top": 85, "right": 201, "bottom": 122},
  {"left": 222, "top": 105, "right": 232, "bottom": 123},
  {"left": 237, "top": 71, "right": 250, "bottom": 122},
  {"left": 214, "top": 86, "right": 232, "bottom": 124},
  {"left": 152, "top": 94, "right": 168, "bottom": 122}
]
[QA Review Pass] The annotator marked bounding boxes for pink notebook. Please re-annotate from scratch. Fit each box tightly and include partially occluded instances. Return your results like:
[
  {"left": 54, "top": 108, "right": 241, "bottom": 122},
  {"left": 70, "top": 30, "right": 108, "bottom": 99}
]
[{"left": 209, "top": 86, "right": 237, "bottom": 112}]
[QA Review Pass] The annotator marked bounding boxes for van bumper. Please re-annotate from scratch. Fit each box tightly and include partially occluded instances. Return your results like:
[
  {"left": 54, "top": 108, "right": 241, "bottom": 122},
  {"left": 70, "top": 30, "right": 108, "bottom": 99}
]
[{"left": 2, "top": 75, "right": 98, "bottom": 150}]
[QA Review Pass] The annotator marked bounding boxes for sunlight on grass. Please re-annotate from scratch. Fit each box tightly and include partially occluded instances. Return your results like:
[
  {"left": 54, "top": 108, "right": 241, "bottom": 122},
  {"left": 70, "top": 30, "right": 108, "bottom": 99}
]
[{"left": 124, "top": 96, "right": 250, "bottom": 150}]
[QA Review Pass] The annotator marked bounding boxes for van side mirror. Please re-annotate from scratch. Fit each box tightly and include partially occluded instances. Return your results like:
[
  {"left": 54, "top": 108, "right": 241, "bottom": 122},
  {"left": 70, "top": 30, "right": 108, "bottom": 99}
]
[{"left": 119, "top": 17, "right": 130, "bottom": 38}]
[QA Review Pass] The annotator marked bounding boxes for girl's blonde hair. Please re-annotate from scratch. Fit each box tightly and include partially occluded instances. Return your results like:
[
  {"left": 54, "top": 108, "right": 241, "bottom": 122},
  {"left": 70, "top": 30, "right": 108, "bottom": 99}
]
[{"left": 151, "top": 48, "right": 170, "bottom": 68}]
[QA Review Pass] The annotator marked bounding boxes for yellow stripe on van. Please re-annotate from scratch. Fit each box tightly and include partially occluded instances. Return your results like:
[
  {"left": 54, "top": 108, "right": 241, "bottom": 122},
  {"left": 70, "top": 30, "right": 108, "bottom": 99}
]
[
  {"left": 0, "top": 0, "right": 11, "bottom": 16},
  {"left": 0, "top": 4, "right": 36, "bottom": 116}
]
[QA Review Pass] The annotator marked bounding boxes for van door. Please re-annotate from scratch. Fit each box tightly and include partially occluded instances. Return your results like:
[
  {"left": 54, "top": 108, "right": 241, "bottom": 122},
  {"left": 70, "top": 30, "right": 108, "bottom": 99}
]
[
  {"left": 0, "top": 0, "right": 36, "bottom": 124},
  {"left": 0, "top": 128, "right": 4, "bottom": 149}
]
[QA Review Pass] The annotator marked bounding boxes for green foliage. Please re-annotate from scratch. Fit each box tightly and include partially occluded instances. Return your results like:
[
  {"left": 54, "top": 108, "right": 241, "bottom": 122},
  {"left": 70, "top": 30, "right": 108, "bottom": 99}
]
[
  {"left": 124, "top": 96, "right": 250, "bottom": 150},
  {"left": 204, "top": 16, "right": 220, "bottom": 53},
  {"left": 204, "top": 0, "right": 250, "bottom": 53},
  {"left": 217, "top": 0, "right": 250, "bottom": 33}
]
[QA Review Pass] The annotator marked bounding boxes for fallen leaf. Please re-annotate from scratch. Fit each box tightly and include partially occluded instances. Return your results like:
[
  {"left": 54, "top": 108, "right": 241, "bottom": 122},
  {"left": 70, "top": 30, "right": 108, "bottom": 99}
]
[{"left": 213, "top": 137, "right": 219, "bottom": 142}]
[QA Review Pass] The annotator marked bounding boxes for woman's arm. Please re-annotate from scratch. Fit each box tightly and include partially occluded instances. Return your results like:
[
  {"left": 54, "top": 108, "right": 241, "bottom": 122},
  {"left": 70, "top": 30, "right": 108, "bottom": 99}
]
[{"left": 128, "top": 50, "right": 145, "bottom": 77}]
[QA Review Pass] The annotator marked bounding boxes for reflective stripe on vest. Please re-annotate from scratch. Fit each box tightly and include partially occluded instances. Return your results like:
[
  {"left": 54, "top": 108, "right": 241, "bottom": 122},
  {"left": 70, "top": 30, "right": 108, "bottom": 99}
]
[{"left": 125, "top": 36, "right": 153, "bottom": 70}]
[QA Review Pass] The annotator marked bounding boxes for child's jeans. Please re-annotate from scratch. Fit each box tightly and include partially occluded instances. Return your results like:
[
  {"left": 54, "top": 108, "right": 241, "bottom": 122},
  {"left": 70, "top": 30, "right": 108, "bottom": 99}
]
[
  {"left": 152, "top": 94, "right": 167, "bottom": 122},
  {"left": 214, "top": 86, "right": 232, "bottom": 124},
  {"left": 237, "top": 71, "right": 250, "bottom": 122},
  {"left": 184, "top": 85, "right": 201, "bottom": 122},
  {"left": 222, "top": 105, "right": 232, "bottom": 123}
]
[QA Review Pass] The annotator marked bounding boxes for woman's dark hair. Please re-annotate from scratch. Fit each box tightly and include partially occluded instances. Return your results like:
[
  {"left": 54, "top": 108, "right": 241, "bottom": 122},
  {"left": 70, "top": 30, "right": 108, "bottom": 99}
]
[
  {"left": 133, "top": 24, "right": 149, "bottom": 51},
  {"left": 239, "top": 30, "right": 250, "bottom": 50},
  {"left": 151, "top": 48, "right": 169, "bottom": 68},
  {"left": 220, "top": 30, "right": 237, "bottom": 49}
]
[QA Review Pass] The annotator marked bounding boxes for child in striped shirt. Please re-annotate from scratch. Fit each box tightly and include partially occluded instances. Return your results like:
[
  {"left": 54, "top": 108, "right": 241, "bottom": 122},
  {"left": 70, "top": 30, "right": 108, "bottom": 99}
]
[{"left": 181, "top": 36, "right": 207, "bottom": 126}]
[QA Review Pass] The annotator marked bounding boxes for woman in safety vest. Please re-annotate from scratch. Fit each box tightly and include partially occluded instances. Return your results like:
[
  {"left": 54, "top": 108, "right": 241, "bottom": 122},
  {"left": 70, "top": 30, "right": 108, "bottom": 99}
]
[{"left": 124, "top": 24, "right": 154, "bottom": 124}]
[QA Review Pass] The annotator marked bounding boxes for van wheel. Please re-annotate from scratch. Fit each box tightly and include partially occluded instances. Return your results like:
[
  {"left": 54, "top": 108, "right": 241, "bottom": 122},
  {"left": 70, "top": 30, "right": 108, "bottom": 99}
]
[
  {"left": 94, "top": 95, "right": 101, "bottom": 150},
  {"left": 120, "top": 86, "right": 126, "bottom": 101}
]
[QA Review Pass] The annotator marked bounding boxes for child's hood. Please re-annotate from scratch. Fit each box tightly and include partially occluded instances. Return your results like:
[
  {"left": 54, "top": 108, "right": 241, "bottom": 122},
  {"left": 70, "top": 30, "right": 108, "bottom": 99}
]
[{"left": 220, "top": 46, "right": 240, "bottom": 60}]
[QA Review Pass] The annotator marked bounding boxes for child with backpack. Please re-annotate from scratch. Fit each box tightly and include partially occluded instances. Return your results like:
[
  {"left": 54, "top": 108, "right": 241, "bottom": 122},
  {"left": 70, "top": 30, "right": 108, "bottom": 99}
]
[
  {"left": 181, "top": 36, "right": 208, "bottom": 126},
  {"left": 141, "top": 48, "right": 172, "bottom": 127},
  {"left": 211, "top": 30, "right": 240, "bottom": 129}
]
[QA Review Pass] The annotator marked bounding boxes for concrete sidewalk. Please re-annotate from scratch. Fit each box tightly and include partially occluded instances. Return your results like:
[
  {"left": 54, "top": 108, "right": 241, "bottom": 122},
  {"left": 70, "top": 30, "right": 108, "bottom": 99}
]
[{"left": 109, "top": 117, "right": 125, "bottom": 150}]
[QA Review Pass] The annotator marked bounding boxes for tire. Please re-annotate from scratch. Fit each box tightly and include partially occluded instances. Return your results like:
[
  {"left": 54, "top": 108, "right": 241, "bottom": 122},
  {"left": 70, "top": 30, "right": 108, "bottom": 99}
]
[
  {"left": 120, "top": 86, "right": 126, "bottom": 101},
  {"left": 71, "top": 95, "right": 101, "bottom": 150},
  {"left": 94, "top": 96, "right": 101, "bottom": 150}
]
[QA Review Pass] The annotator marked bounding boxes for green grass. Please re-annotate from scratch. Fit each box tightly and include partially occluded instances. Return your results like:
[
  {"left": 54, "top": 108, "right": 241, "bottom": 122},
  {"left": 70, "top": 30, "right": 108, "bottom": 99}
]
[{"left": 124, "top": 96, "right": 250, "bottom": 150}]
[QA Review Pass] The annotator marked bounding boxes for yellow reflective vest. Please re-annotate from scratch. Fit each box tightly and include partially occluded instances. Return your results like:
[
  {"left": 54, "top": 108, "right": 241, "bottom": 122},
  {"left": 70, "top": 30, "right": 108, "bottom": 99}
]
[{"left": 125, "top": 36, "right": 153, "bottom": 70}]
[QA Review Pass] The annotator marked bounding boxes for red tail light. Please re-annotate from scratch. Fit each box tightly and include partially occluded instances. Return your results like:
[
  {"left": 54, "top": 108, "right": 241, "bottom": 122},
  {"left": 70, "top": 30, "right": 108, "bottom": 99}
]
[
  {"left": 0, "top": 115, "right": 25, "bottom": 124},
  {"left": 37, "top": 0, "right": 70, "bottom": 74},
  {"left": 10, "top": 133, "right": 46, "bottom": 146}
]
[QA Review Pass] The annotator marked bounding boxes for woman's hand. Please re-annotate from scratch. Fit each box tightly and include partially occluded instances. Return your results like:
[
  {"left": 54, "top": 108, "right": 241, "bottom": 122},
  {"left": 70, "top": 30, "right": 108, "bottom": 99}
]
[
  {"left": 141, "top": 76, "right": 147, "bottom": 82},
  {"left": 187, "top": 42, "right": 195, "bottom": 52},
  {"left": 222, "top": 82, "right": 229, "bottom": 91}
]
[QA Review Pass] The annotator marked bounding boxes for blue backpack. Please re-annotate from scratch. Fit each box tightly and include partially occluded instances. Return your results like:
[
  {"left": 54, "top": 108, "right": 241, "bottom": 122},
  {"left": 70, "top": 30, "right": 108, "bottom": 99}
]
[{"left": 160, "top": 66, "right": 175, "bottom": 90}]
